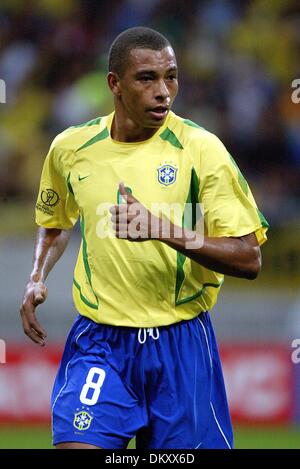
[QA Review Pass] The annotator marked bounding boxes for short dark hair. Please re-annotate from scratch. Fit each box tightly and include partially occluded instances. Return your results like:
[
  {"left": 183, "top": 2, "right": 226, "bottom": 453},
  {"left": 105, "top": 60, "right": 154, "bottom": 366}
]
[{"left": 108, "top": 27, "right": 171, "bottom": 77}]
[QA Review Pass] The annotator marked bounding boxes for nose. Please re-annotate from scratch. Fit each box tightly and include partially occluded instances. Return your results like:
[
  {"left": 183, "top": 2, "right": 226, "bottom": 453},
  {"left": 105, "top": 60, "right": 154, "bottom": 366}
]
[{"left": 155, "top": 79, "right": 170, "bottom": 101}]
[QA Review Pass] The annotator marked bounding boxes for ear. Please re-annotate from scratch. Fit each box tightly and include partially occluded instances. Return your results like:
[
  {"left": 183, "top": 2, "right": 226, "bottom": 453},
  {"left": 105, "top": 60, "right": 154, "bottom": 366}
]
[{"left": 107, "top": 72, "right": 121, "bottom": 98}]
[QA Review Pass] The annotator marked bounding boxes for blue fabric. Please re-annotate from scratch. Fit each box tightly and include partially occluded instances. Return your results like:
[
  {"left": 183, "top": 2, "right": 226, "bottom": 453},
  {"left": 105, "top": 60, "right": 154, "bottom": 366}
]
[{"left": 52, "top": 312, "right": 233, "bottom": 449}]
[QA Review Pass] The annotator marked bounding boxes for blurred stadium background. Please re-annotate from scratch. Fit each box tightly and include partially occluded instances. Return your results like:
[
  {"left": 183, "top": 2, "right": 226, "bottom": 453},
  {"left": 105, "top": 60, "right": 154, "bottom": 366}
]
[{"left": 1, "top": 0, "right": 300, "bottom": 449}]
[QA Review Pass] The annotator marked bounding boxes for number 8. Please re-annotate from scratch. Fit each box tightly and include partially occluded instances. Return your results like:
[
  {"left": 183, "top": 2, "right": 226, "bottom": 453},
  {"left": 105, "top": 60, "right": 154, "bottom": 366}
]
[{"left": 80, "top": 367, "right": 106, "bottom": 405}]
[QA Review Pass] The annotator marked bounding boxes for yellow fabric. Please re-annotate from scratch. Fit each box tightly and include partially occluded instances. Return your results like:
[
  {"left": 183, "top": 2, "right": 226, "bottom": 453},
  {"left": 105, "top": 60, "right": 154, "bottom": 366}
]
[{"left": 35, "top": 111, "right": 269, "bottom": 327}]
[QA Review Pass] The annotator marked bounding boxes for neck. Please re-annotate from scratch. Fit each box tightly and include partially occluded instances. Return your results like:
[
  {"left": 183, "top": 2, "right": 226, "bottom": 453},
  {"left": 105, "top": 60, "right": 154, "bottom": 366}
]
[{"left": 111, "top": 110, "right": 160, "bottom": 143}]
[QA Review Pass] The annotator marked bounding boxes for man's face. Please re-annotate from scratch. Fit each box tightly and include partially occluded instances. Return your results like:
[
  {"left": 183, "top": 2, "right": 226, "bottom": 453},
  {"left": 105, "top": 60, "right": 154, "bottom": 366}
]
[{"left": 114, "top": 46, "right": 178, "bottom": 128}]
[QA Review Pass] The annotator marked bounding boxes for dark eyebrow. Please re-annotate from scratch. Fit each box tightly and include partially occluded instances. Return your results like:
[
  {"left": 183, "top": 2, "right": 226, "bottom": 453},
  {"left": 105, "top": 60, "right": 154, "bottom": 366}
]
[
  {"left": 135, "top": 70, "right": 157, "bottom": 77},
  {"left": 166, "top": 67, "right": 178, "bottom": 73},
  {"left": 135, "top": 67, "right": 178, "bottom": 78}
]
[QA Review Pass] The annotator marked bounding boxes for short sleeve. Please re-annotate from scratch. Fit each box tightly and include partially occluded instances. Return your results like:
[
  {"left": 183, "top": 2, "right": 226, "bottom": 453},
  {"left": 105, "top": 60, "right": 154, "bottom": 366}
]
[
  {"left": 199, "top": 132, "right": 269, "bottom": 245},
  {"left": 35, "top": 139, "right": 79, "bottom": 229}
]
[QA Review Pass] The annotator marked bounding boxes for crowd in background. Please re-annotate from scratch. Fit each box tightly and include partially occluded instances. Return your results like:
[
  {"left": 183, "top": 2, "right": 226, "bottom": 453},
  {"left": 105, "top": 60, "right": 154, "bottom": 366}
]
[{"left": 1, "top": 0, "right": 300, "bottom": 227}]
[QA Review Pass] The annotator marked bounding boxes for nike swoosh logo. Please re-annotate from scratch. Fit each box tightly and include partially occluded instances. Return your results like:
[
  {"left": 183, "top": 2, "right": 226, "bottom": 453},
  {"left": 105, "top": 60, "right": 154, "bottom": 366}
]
[{"left": 78, "top": 175, "right": 90, "bottom": 181}]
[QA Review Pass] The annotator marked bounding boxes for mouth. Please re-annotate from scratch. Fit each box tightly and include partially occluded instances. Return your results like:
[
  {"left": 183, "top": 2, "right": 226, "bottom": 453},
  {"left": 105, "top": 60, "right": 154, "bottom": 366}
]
[{"left": 148, "top": 106, "right": 169, "bottom": 120}]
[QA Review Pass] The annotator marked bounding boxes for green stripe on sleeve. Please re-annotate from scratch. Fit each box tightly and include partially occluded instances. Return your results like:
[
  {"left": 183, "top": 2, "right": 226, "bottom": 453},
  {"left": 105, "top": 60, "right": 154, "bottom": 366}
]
[
  {"left": 183, "top": 119, "right": 206, "bottom": 130},
  {"left": 76, "top": 127, "right": 109, "bottom": 152},
  {"left": 257, "top": 209, "right": 269, "bottom": 229},
  {"left": 228, "top": 153, "right": 249, "bottom": 196},
  {"left": 67, "top": 172, "right": 74, "bottom": 195},
  {"left": 71, "top": 117, "right": 101, "bottom": 128}
]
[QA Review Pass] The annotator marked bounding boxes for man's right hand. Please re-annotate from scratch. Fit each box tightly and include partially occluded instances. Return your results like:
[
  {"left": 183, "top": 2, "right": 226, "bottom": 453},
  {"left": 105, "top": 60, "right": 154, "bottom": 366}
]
[{"left": 20, "top": 280, "right": 48, "bottom": 346}]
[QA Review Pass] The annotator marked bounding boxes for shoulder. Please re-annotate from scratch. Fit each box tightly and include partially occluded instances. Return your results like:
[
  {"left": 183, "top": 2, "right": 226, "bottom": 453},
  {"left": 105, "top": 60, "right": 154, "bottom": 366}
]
[
  {"left": 167, "top": 112, "right": 229, "bottom": 167},
  {"left": 167, "top": 111, "right": 222, "bottom": 151},
  {"left": 46, "top": 115, "right": 110, "bottom": 173},
  {"left": 50, "top": 115, "right": 109, "bottom": 154}
]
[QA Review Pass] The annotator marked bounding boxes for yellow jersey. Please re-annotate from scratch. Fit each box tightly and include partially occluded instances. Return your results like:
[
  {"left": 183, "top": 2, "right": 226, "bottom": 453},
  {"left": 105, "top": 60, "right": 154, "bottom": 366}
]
[{"left": 35, "top": 111, "right": 268, "bottom": 327}]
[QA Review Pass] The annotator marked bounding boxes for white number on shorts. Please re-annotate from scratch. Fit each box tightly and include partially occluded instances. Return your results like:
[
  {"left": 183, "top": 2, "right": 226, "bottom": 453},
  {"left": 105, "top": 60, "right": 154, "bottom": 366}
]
[{"left": 80, "top": 367, "right": 106, "bottom": 405}]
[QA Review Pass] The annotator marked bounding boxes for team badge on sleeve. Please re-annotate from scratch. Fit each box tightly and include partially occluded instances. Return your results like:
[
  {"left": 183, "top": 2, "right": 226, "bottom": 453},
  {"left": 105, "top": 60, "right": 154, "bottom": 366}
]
[{"left": 157, "top": 164, "right": 177, "bottom": 186}]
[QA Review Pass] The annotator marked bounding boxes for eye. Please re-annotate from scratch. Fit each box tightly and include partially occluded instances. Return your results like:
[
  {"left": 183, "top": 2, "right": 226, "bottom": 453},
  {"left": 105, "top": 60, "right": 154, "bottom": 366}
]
[
  {"left": 139, "top": 76, "right": 153, "bottom": 82},
  {"left": 167, "top": 75, "right": 177, "bottom": 81}
]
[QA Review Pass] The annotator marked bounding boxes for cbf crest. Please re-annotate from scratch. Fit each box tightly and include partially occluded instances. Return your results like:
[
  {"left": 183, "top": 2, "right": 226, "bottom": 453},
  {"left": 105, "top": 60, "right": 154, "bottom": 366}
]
[
  {"left": 157, "top": 164, "right": 178, "bottom": 186},
  {"left": 73, "top": 409, "right": 93, "bottom": 431}
]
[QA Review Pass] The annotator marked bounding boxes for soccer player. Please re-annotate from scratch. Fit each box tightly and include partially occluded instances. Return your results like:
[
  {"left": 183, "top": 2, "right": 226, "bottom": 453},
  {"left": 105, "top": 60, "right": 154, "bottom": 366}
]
[{"left": 20, "top": 27, "right": 268, "bottom": 449}]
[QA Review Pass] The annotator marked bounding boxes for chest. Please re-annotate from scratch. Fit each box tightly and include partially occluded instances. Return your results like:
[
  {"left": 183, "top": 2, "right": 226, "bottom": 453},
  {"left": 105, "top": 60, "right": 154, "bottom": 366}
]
[{"left": 70, "top": 141, "right": 195, "bottom": 213}]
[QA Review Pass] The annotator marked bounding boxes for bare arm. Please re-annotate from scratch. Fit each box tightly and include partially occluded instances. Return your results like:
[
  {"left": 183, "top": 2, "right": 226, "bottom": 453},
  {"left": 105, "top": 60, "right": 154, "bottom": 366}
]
[
  {"left": 161, "top": 230, "right": 261, "bottom": 280},
  {"left": 20, "top": 227, "right": 71, "bottom": 345}
]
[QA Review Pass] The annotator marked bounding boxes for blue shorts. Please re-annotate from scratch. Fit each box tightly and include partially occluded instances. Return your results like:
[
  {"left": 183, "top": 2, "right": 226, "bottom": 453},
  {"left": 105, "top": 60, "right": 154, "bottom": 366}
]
[{"left": 51, "top": 312, "right": 233, "bottom": 449}]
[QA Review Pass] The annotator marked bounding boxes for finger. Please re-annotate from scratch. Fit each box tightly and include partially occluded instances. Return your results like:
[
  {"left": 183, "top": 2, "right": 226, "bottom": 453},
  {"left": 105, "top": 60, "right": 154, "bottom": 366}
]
[
  {"left": 109, "top": 205, "right": 117, "bottom": 215},
  {"left": 30, "top": 317, "right": 47, "bottom": 338},
  {"left": 115, "top": 230, "right": 129, "bottom": 239},
  {"left": 111, "top": 214, "right": 135, "bottom": 225},
  {"left": 110, "top": 207, "right": 131, "bottom": 225},
  {"left": 109, "top": 205, "right": 127, "bottom": 216},
  {"left": 118, "top": 211, "right": 136, "bottom": 223},
  {"left": 28, "top": 315, "right": 47, "bottom": 339},
  {"left": 118, "top": 182, "right": 138, "bottom": 204},
  {"left": 26, "top": 327, "right": 46, "bottom": 346},
  {"left": 28, "top": 332, "right": 45, "bottom": 346},
  {"left": 119, "top": 182, "right": 127, "bottom": 199},
  {"left": 21, "top": 312, "right": 46, "bottom": 345},
  {"left": 112, "top": 222, "right": 128, "bottom": 235},
  {"left": 118, "top": 182, "right": 129, "bottom": 204},
  {"left": 21, "top": 304, "right": 47, "bottom": 338}
]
